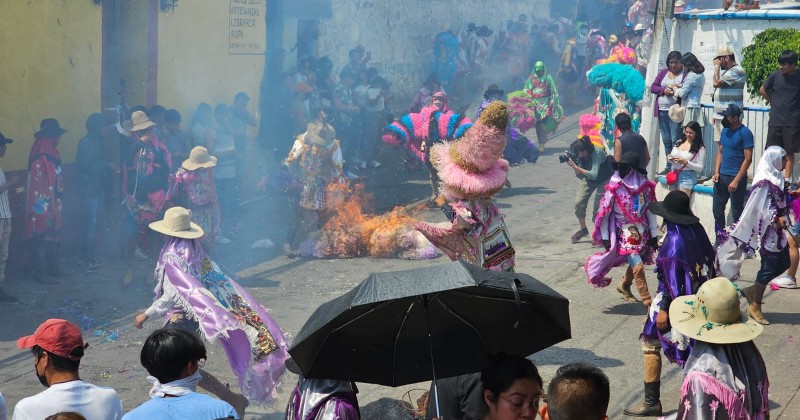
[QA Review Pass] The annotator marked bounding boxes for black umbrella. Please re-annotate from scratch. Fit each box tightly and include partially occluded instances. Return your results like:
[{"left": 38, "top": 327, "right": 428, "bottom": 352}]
[{"left": 289, "top": 261, "right": 571, "bottom": 414}]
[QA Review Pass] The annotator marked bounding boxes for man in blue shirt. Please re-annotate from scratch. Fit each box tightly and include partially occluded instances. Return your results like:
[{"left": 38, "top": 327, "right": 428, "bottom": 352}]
[
  {"left": 123, "top": 329, "right": 238, "bottom": 420},
  {"left": 712, "top": 104, "right": 754, "bottom": 241}
]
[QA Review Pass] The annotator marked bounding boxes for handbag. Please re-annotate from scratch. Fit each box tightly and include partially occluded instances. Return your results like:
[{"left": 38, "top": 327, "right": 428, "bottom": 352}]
[
  {"left": 665, "top": 150, "right": 699, "bottom": 186},
  {"left": 668, "top": 102, "right": 685, "bottom": 123}
]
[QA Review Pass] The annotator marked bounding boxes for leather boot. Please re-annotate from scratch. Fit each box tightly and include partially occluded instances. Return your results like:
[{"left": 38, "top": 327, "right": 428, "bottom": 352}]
[
  {"left": 616, "top": 266, "right": 637, "bottom": 302},
  {"left": 623, "top": 382, "right": 663, "bottom": 417},
  {"left": 743, "top": 283, "right": 769, "bottom": 325},
  {"left": 632, "top": 263, "right": 652, "bottom": 307}
]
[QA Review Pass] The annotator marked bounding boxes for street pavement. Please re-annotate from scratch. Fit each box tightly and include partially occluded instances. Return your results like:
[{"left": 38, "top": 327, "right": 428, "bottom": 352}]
[{"left": 1, "top": 104, "right": 800, "bottom": 419}]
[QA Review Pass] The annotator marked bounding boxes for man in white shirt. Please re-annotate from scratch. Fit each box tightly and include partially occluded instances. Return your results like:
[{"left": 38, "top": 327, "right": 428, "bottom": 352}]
[
  {"left": 0, "top": 132, "right": 21, "bottom": 303},
  {"left": 13, "top": 319, "right": 123, "bottom": 420}
]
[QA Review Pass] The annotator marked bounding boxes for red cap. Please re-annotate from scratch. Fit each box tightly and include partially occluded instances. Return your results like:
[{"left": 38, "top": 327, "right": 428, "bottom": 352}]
[{"left": 17, "top": 319, "right": 86, "bottom": 361}]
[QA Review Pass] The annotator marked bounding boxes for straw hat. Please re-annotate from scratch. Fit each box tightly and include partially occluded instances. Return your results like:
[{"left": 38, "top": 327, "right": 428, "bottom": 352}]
[
  {"left": 148, "top": 207, "right": 204, "bottom": 239},
  {"left": 715, "top": 45, "right": 735, "bottom": 59},
  {"left": 182, "top": 146, "right": 218, "bottom": 170},
  {"left": 670, "top": 277, "right": 763, "bottom": 344},
  {"left": 305, "top": 121, "right": 336, "bottom": 146},
  {"left": 608, "top": 34, "right": 619, "bottom": 45},
  {"left": 131, "top": 110, "right": 155, "bottom": 132}
]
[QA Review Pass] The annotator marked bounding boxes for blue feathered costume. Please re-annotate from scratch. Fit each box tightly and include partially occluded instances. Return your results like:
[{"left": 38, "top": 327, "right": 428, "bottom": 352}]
[{"left": 587, "top": 63, "right": 645, "bottom": 153}]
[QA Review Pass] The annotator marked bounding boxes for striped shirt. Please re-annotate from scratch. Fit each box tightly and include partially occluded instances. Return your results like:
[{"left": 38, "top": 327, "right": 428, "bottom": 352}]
[
  {"left": 714, "top": 64, "right": 746, "bottom": 115},
  {"left": 0, "top": 166, "right": 10, "bottom": 218}
]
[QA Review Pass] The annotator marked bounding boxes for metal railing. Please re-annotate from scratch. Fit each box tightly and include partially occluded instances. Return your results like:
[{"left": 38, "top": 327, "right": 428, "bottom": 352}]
[{"left": 697, "top": 103, "right": 770, "bottom": 181}]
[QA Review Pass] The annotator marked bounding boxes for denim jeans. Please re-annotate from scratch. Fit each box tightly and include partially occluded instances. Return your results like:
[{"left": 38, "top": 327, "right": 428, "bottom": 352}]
[
  {"left": 658, "top": 111, "right": 681, "bottom": 170},
  {"left": 83, "top": 196, "right": 102, "bottom": 260},
  {"left": 626, "top": 253, "right": 643, "bottom": 268},
  {"left": 712, "top": 174, "right": 747, "bottom": 231}
]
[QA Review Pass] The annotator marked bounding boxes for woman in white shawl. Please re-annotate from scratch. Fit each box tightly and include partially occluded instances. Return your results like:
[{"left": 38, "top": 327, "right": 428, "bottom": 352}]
[{"left": 716, "top": 146, "right": 790, "bottom": 325}]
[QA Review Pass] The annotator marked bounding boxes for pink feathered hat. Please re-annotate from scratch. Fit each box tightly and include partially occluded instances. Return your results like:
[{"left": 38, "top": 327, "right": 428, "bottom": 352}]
[{"left": 430, "top": 101, "right": 509, "bottom": 200}]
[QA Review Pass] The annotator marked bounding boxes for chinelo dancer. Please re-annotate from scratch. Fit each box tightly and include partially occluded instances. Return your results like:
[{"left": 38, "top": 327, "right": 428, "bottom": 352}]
[
  {"left": 414, "top": 101, "right": 515, "bottom": 271},
  {"left": 716, "top": 145, "right": 790, "bottom": 325},
  {"left": 133, "top": 207, "right": 289, "bottom": 417},
  {"left": 522, "top": 61, "right": 564, "bottom": 153},
  {"left": 585, "top": 152, "right": 657, "bottom": 305},
  {"left": 623, "top": 190, "right": 717, "bottom": 417},
  {"left": 166, "top": 146, "right": 222, "bottom": 247}
]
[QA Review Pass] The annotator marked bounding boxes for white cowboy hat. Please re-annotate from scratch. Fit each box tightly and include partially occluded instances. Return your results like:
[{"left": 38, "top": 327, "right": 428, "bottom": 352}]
[
  {"left": 182, "top": 146, "right": 218, "bottom": 170},
  {"left": 131, "top": 110, "right": 156, "bottom": 132},
  {"left": 148, "top": 207, "right": 204, "bottom": 239},
  {"left": 670, "top": 277, "right": 763, "bottom": 344}
]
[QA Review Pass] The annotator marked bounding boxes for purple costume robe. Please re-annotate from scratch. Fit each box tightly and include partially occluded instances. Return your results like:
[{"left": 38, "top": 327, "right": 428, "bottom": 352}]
[
  {"left": 152, "top": 237, "right": 289, "bottom": 404},
  {"left": 641, "top": 222, "right": 716, "bottom": 367},
  {"left": 286, "top": 377, "right": 360, "bottom": 420}
]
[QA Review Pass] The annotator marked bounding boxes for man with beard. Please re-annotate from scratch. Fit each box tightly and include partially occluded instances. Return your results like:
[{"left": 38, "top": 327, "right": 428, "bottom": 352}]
[{"left": 14, "top": 319, "right": 123, "bottom": 419}]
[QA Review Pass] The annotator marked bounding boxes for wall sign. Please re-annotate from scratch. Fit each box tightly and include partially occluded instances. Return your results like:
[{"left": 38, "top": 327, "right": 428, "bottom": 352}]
[{"left": 229, "top": 0, "right": 266, "bottom": 55}]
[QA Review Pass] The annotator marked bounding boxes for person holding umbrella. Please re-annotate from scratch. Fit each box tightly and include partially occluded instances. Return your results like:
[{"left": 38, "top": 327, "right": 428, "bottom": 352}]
[
  {"left": 623, "top": 190, "right": 717, "bottom": 417},
  {"left": 132, "top": 206, "right": 289, "bottom": 416}
]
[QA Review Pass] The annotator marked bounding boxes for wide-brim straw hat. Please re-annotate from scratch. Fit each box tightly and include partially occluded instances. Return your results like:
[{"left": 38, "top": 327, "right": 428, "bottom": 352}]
[
  {"left": 182, "top": 146, "right": 218, "bottom": 170},
  {"left": 670, "top": 277, "right": 763, "bottom": 344},
  {"left": 149, "top": 207, "right": 204, "bottom": 239},
  {"left": 131, "top": 110, "right": 155, "bottom": 132},
  {"left": 649, "top": 190, "right": 700, "bottom": 225}
]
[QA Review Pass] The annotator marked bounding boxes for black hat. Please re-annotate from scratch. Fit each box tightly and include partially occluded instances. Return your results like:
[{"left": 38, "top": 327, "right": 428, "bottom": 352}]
[
  {"left": 34, "top": 118, "right": 67, "bottom": 138},
  {"left": 649, "top": 190, "right": 700, "bottom": 225},
  {"left": 477, "top": 25, "right": 493, "bottom": 37},
  {"left": 0, "top": 131, "right": 13, "bottom": 145},
  {"left": 719, "top": 103, "right": 742, "bottom": 117},
  {"left": 467, "top": 23, "right": 477, "bottom": 32},
  {"left": 611, "top": 151, "right": 647, "bottom": 175},
  {"left": 483, "top": 84, "right": 505, "bottom": 100}
]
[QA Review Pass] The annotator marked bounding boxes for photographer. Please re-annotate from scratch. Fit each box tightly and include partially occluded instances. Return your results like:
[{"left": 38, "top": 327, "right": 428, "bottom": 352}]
[{"left": 565, "top": 135, "right": 613, "bottom": 243}]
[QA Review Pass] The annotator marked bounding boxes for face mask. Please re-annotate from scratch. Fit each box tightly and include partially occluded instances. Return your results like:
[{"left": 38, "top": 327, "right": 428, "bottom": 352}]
[
  {"left": 34, "top": 358, "right": 49, "bottom": 388},
  {"left": 721, "top": 118, "right": 732, "bottom": 128}
]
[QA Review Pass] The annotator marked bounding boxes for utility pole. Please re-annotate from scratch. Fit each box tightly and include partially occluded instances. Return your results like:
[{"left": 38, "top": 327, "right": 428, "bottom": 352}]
[{"left": 641, "top": 0, "right": 675, "bottom": 178}]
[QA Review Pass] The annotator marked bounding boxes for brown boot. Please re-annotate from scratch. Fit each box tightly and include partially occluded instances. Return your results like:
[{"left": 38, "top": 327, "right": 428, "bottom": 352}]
[
  {"left": 632, "top": 264, "right": 652, "bottom": 307},
  {"left": 616, "top": 267, "right": 637, "bottom": 302},
  {"left": 623, "top": 353, "right": 663, "bottom": 416},
  {"left": 743, "top": 284, "right": 770, "bottom": 325}
]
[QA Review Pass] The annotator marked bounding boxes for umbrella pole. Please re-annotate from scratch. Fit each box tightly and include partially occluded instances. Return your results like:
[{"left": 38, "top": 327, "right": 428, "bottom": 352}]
[{"left": 425, "top": 297, "right": 441, "bottom": 418}]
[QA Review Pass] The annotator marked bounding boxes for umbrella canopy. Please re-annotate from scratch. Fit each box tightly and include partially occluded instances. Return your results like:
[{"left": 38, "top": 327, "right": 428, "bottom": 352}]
[{"left": 289, "top": 261, "right": 571, "bottom": 386}]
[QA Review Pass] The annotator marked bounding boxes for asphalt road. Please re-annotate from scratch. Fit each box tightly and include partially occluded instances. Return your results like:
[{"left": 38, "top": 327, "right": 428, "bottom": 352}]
[{"left": 1, "top": 104, "right": 799, "bottom": 419}]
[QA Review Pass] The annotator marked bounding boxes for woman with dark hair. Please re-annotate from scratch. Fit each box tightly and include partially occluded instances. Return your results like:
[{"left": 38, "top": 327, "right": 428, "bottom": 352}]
[
  {"left": 667, "top": 121, "right": 705, "bottom": 196},
  {"left": 650, "top": 50, "right": 685, "bottom": 174},
  {"left": 481, "top": 354, "right": 543, "bottom": 420},
  {"left": 674, "top": 52, "right": 706, "bottom": 128}
]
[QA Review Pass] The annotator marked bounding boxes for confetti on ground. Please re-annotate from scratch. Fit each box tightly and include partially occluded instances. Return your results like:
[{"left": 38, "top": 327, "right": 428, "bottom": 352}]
[{"left": 789, "top": 336, "right": 795, "bottom": 344}]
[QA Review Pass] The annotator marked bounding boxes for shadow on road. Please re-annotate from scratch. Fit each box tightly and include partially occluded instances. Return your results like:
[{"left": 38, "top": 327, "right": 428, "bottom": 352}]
[
  {"left": 497, "top": 186, "right": 554, "bottom": 198},
  {"left": 532, "top": 346, "right": 624, "bottom": 368},
  {"left": 602, "top": 302, "right": 649, "bottom": 316},
  {"left": 763, "top": 312, "right": 800, "bottom": 325}
]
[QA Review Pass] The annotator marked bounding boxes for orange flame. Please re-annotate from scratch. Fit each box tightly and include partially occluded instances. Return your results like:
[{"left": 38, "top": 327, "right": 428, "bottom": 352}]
[{"left": 314, "top": 183, "right": 429, "bottom": 258}]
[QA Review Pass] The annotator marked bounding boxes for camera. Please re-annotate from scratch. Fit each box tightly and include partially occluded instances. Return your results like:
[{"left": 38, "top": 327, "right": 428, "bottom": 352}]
[{"left": 559, "top": 150, "right": 578, "bottom": 164}]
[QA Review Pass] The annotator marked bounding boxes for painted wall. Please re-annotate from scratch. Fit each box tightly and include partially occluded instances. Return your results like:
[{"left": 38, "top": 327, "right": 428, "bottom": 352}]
[
  {"left": 118, "top": 0, "right": 152, "bottom": 108},
  {"left": 155, "top": 0, "right": 266, "bottom": 130},
  {"left": 312, "top": 0, "right": 550, "bottom": 100},
  {"left": 0, "top": 1, "right": 103, "bottom": 170}
]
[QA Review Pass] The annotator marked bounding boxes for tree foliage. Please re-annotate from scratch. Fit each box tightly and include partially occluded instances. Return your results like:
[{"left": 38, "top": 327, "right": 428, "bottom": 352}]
[{"left": 741, "top": 28, "right": 800, "bottom": 99}]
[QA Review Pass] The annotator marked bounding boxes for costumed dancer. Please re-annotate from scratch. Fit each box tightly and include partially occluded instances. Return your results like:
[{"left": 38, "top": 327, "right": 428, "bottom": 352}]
[
  {"left": 283, "top": 115, "right": 345, "bottom": 253},
  {"left": 25, "top": 119, "right": 69, "bottom": 282},
  {"left": 584, "top": 25, "right": 608, "bottom": 91},
  {"left": 166, "top": 146, "right": 222, "bottom": 247},
  {"left": 596, "top": 36, "right": 637, "bottom": 66},
  {"left": 716, "top": 146, "right": 789, "bottom": 326},
  {"left": 133, "top": 207, "right": 289, "bottom": 416},
  {"left": 478, "top": 84, "right": 538, "bottom": 165},
  {"left": 669, "top": 277, "right": 769, "bottom": 419},
  {"left": 285, "top": 359, "right": 360, "bottom": 420},
  {"left": 432, "top": 31, "right": 459, "bottom": 92},
  {"left": 522, "top": 61, "right": 564, "bottom": 153},
  {"left": 415, "top": 102, "right": 515, "bottom": 271},
  {"left": 623, "top": 190, "right": 717, "bottom": 417},
  {"left": 383, "top": 97, "right": 472, "bottom": 201},
  {"left": 587, "top": 63, "right": 644, "bottom": 153},
  {"left": 123, "top": 111, "right": 173, "bottom": 260},
  {"left": 585, "top": 152, "right": 657, "bottom": 305}
]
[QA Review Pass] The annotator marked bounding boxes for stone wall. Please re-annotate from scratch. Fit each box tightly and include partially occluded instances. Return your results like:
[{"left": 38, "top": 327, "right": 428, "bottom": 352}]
[{"left": 314, "top": 0, "right": 550, "bottom": 100}]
